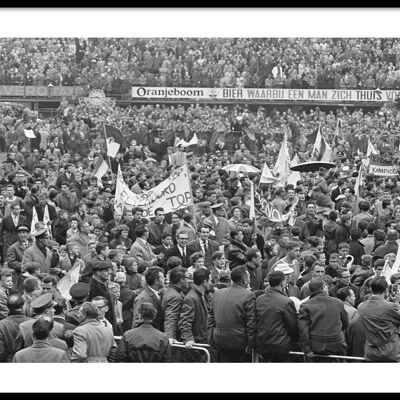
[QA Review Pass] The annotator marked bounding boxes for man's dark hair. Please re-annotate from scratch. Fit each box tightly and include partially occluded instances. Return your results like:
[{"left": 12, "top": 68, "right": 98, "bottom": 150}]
[
  {"left": 307, "top": 236, "right": 320, "bottom": 247},
  {"left": 245, "top": 248, "right": 260, "bottom": 262},
  {"left": 304, "top": 255, "right": 318, "bottom": 269},
  {"left": 337, "top": 286, "right": 353, "bottom": 302},
  {"left": 358, "top": 201, "right": 371, "bottom": 212},
  {"left": 268, "top": 271, "right": 286, "bottom": 287},
  {"left": 144, "top": 266, "right": 164, "bottom": 286},
  {"left": 370, "top": 276, "right": 388, "bottom": 294},
  {"left": 6, "top": 294, "right": 24, "bottom": 312},
  {"left": 230, "top": 230, "right": 241, "bottom": 240},
  {"left": 168, "top": 266, "right": 187, "bottom": 285},
  {"left": 230, "top": 265, "right": 248, "bottom": 284},
  {"left": 138, "top": 302, "right": 157, "bottom": 321},
  {"left": 135, "top": 225, "right": 148, "bottom": 238},
  {"left": 193, "top": 267, "right": 211, "bottom": 286},
  {"left": 154, "top": 207, "right": 164, "bottom": 216},
  {"left": 166, "top": 256, "right": 182, "bottom": 270},
  {"left": 32, "top": 317, "right": 52, "bottom": 340},
  {"left": 41, "top": 274, "right": 58, "bottom": 286},
  {"left": 54, "top": 298, "right": 68, "bottom": 315},
  {"left": 95, "top": 242, "right": 108, "bottom": 254},
  {"left": 309, "top": 277, "right": 324, "bottom": 293}
]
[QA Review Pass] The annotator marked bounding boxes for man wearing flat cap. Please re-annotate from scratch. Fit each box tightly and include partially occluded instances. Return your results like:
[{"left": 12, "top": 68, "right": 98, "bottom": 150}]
[
  {"left": 21, "top": 222, "right": 59, "bottom": 275},
  {"left": 65, "top": 282, "right": 91, "bottom": 326},
  {"left": 87, "top": 261, "right": 118, "bottom": 335},
  {"left": 208, "top": 202, "right": 231, "bottom": 249},
  {"left": 6, "top": 223, "right": 32, "bottom": 291},
  {"left": 17, "top": 293, "right": 66, "bottom": 349}
]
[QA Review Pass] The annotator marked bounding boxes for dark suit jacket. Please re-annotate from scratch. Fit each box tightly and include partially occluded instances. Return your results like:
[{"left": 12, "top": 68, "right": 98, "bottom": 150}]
[
  {"left": 132, "top": 285, "right": 163, "bottom": 332},
  {"left": 161, "top": 284, "right": 185, "bottom": 340},
  {"left": 162, "top": 246, "right": 194, "bottom": 271},
  {"left": 178, "top": 286, "right": 210, "bottom": 344},
  {"left": 186, "top": 239, "right": 220, "bottom": 269},
  {"left": 0, "top": 214, "right": 27, "bottom": 257}
]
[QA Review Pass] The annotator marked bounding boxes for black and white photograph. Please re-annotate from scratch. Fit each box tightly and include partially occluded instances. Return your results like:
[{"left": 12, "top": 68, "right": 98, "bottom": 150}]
[{"left": 1, "top": 7, "right": 400, "bottom": 393}]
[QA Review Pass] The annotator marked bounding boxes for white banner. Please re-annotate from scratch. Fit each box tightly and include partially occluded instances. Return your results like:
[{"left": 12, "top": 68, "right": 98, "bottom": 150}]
[
  {"left": 132, "top": 86, "right": 400, "bottom": 103},
  {"left": 114, "top": 164, "right": 193, "bottom": 218},
  {"left": 369, "top": 163, "right": 397, "bottom": 176}
]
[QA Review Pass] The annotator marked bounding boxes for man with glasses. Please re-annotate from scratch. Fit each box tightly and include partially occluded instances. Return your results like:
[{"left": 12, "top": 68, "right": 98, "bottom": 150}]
[
  {"left": 163, "top": 230, "right": 194, "bottom": 271},
  {"left": 161, "top": 266, "right": 190, "bottom": 342}
]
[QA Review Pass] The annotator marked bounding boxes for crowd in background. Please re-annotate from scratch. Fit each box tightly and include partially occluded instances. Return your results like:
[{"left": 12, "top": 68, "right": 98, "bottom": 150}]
[{"left": 2, "top": 38, "right": 400, "bottom": 91}]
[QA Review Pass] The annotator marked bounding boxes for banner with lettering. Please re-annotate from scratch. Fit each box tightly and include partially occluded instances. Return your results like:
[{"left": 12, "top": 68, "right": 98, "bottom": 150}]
[
  {"left": 114, "top": 164, "right": 193, "bottom": 218},
  {"left": 132, "top": 86, "right": 400, "bottom": 103},
  {"left": 369, "top": 155, "right": 398, "bottom": 176}
]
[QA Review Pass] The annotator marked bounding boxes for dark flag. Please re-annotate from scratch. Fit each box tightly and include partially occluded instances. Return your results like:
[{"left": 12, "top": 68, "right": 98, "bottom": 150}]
[
  {"left": 104, "top": 124, "right": 128, "bottom": 148},
  {"left": 306, "top": 126, "right": 319, "bottom": 146},
  {"left": 289, "top": 120, "right": 300, "bottom": 148}
]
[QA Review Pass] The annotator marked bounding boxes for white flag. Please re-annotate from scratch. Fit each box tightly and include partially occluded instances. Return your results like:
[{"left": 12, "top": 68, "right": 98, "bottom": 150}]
[
  {"left": 367, "top": 137, "right": 378, "bottom": 157},
  {"left": 273, "top": 132, "right": 290, "bottom": 187},
  {"left": 260, "top": 162, "right": 278, "bottom": 184},
  {"left": 249, "top": 181, "right": 255, "bottom": 220},
  {"left": 30, "top": 207, "right": 39, "bottom": 235},
  {"left": 106, "top": 138, "right": 120, "bottom": 158},
  {"left": 187, "top": 132, "right": 198, "bottom": 146},
  {"left": 354, "top": 168, "right": 363, "bottom": 198},
  {"left": 382, "top": 259, "right": 393, "bottom": 286},
  {"left": 56, "top": 264, "right": 81, "bottom": 301}
]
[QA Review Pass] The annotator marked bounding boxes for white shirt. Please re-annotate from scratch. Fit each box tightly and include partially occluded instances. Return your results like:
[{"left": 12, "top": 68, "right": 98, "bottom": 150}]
[
  {"left": 12, "top": 214, "right": 19, "bottom": 226},
  {"left": 148, "top": 286, "right": 161, "bottom": 301}
]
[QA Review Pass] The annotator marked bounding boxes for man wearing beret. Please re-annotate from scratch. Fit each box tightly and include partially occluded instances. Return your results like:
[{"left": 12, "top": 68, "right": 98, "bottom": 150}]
[{"left": 6, "top": 223, "right": 31, "bottom": 292}]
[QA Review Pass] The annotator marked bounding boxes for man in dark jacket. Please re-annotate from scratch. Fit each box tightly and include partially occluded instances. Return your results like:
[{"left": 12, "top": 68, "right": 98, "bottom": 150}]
[
  {"left": 255, "top": 270, "right": 299, "bottom": 362},
  {"left": 298, "top": 278, "right": 348, "bottom": 361},
  {"left": 178, "top": 267, "right": 212, "bottom": 347},
  {"left": 0, "top": 294, "right": 30, "bottom": 362},
  {"left": 132, "top": 266, "right": 165, "bottom": 331},
  {"left": 245, "top": 248, "right": 264, "bottom": 292},
  {"left": 117, "top": 302, "right": 171, "bottom": 362},
  {"left": 161, "top": 266, "right": 190, "bottom": 341},
  {"left": 208, "top": 264, "right": 256, "bottom": 362},
  {"left": 88, "top": 261, "right": 117, "bottom": 335},
  {"left": 226, "top": 230, "right": 249, "bottom": 270}
]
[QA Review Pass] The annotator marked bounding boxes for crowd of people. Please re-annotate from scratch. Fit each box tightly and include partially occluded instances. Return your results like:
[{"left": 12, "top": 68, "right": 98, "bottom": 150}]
[
  {"left": 2, "top": 38, "right": 400, "bottom": 91},
  {"left": 0, "top": 79, "right": 399, "bottom": 362}
]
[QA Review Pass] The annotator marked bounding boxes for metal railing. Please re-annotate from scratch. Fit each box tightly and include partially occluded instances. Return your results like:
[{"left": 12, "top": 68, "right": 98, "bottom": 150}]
[
  {"left": 252, "top": 350, "right": 366, "bottom": 363},
  {"left": 114, "top": 336, "right": 211, "bottom": 362}
]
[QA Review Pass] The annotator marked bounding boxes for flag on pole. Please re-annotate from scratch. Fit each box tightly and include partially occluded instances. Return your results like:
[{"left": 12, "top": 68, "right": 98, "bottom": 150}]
[
  {"left": 367, "top": 137, "right": 378, "bottom": 157},
  {"left": 354, "top": 167, "right": 363, "bottom": 198},
  {"left": 187, "top": 132, "right": 198, "bottom": 146},
  {"left": 273, "top": 132, "right": 290, "bottom": 187},
  {"left": 104, "top": 124, "right": 127, "bottom": 148},
  {"left": 287, "top": 154, "right": 302, "bottom": 186},
  {"left": 56, "top": 263, "right": 81, "bottom": 301},
  {"left": 382, "top": 259, "right": 393, "bottom": 286},
  {"left": 311, "top": 123, "right": 333, "bottom": 162},
  {"left": 106, "top": 137, "right": 120, "bottom": 158},
  {"left": 92, "top": 154, "right": 108, "bottom": 182},
  {"left": 30, "top": 207, "right": 39, "bottom": 235},
  {"left": 260, "top": 162, "right": 278, "bottom": 184},
  {"left": 249, "top": 181, "right": 255, "bottom": 220}
]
